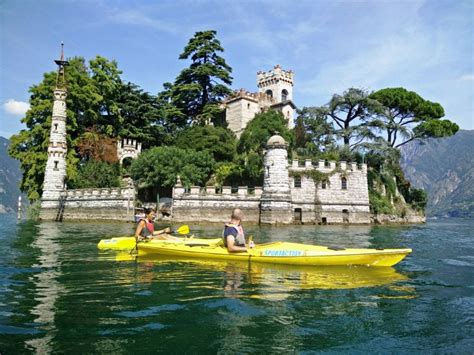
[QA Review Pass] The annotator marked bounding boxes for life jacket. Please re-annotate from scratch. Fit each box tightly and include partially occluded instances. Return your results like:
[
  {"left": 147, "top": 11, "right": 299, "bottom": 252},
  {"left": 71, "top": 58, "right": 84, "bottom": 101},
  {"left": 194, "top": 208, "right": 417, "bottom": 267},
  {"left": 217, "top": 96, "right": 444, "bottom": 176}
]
[
  {"left": 223, "top": 223, "right": 245, "bottom": 247},
  {"left": 139, "top": 218, "right": 154, "bottom": 238}
]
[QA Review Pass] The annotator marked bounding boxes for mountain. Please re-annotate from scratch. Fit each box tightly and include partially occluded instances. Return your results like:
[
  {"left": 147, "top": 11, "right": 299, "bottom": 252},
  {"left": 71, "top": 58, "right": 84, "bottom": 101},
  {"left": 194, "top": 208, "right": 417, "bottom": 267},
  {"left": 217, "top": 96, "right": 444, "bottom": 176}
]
[
  {"left": 400, "top": 130, "right": 474, "bottom": 218},
  {"left": 0, "top": 136, "right": 22, "bottom": 213}
]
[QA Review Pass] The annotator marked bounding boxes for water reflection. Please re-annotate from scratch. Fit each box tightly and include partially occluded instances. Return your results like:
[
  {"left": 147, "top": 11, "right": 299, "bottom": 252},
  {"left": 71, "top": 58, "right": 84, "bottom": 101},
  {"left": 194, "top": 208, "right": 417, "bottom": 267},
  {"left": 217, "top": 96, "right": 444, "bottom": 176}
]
[
  {"left": 108, "top": 253, "right": 409, "bottom": 298},
  {"left": 25, "top": 222, "right": 64, "bottom": 353}
]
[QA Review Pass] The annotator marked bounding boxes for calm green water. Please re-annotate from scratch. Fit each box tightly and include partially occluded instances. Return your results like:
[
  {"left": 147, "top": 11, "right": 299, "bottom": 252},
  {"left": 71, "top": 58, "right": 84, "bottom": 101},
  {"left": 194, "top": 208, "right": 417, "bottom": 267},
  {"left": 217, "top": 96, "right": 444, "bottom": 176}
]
[{"left": 0, "top": 215, "right": 473, "bottom": 353}]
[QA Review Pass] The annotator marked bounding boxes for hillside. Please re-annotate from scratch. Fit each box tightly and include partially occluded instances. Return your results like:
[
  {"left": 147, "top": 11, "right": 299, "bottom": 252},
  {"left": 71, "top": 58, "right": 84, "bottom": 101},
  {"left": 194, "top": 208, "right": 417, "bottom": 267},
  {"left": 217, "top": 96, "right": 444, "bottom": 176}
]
[
  {"left": 0, "top": 136, "right": 22, "bottom": 213},
  {"left": 401, "top": 130, "right": 474, "bottom": 218}
]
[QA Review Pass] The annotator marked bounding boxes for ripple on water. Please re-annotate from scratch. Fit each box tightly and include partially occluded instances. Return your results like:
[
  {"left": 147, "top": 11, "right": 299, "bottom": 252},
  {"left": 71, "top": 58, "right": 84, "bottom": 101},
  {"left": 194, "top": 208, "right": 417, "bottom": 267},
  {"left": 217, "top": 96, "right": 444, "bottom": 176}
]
[
  {"left": 441, "top": 259, "right": 474, "bottom": 267},
  {"left": 117, "top": 303, "right": 185, "bottom": 318}
]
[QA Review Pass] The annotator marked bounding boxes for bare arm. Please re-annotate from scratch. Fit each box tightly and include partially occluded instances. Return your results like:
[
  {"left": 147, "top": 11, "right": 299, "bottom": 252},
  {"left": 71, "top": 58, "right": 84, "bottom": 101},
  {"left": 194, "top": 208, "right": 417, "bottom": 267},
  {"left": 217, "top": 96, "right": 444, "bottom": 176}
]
[
  {"left": 226, "top": 235, "right": 248, "bottom": 253},
  {"left": 135, "top": 220, "right": 145, "bottom": 240}
]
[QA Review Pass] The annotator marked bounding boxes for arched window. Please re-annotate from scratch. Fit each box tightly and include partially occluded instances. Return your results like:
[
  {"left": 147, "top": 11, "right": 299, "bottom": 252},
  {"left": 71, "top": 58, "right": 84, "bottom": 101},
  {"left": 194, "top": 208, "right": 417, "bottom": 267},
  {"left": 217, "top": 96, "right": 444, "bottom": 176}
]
[
  {"left": 265, "top": 89, "right": 273, "bottom": 98},
  {"left": 321, "top": 180, "right": 327, "bottom": 189},
  {"left": 281, "top": 89, "right": 288, "bottom": 101},
  {"left": 341, "top": 177, "right": 347, "bottom": 190}
]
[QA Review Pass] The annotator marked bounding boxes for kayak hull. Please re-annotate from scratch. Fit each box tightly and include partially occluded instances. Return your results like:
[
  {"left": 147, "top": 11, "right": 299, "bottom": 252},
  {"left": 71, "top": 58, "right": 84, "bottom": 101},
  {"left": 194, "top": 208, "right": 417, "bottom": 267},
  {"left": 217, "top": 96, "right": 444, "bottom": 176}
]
[
  {"left": 138, "top": 241, "right": 411, "bottom": 267},
  {"left": 97, "top": 236, "right": 222, "bottom": 250}
]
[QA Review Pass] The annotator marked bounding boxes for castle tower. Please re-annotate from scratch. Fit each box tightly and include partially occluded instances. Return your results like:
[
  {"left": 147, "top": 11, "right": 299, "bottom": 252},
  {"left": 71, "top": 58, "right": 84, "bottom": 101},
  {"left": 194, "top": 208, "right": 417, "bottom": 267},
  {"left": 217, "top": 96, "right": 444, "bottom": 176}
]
[
  {"left": 117, "top": 138, "right": 142, "bottom": 164},
  {"left": 40, "top": 44, "right": 69, "bottom": 219},
  {"left": 260, "top": 135, "right": 293, "bottom": 224},
  {"left": 257, "top": 65, "right": 295, "bottom": 129}
]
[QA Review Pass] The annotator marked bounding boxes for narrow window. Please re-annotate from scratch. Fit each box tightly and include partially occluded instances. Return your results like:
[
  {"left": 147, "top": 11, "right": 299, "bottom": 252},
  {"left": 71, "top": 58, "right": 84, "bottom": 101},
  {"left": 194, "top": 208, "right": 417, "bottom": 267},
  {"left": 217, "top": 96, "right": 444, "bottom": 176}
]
[
  {"left": 247, "top": 103, "right": 251, "bottom": 109},
  {"left": 341, "top": 177, "right": 347, "bottom": 190},
  {"left": 265, "top": 89, "right": 273, "bottom": 98},
  {"left": 294, "top": 176, "right": 301, "bottom": 188},
  {"left": 281, "top": 89, "right": 288, "bottom": 101},
  {"left": 54, "top": 123, "right": 58, "bottom": 132},
  {"left": 54, "top": 161, "right": 59, "bottom": 170},
  {"left": 321, "top": 180, "right": 327, "bottom": 189}
]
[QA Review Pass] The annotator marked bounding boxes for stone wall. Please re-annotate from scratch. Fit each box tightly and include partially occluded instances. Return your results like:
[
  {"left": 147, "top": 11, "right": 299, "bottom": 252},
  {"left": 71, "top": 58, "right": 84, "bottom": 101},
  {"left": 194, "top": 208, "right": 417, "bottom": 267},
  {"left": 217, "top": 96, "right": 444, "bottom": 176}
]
[
  {"left": 40, "top": 186, "right": 136, "bottom": 222},
  {"left": 172, "top": 186, "right": 262, "bottom": 224},
  {"left": 289, "top": 160, "right": 371, "bottom": 224}
]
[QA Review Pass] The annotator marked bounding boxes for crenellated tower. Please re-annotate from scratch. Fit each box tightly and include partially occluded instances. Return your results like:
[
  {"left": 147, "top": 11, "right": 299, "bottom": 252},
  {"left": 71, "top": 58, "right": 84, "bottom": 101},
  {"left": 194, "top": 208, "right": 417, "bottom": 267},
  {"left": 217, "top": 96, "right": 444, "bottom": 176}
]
[
  {"left": 40, "top": 43, "right": 69, "bottom": 219},
  {"left": 257, "top": 65, "right": 295, "bottom": 128}
]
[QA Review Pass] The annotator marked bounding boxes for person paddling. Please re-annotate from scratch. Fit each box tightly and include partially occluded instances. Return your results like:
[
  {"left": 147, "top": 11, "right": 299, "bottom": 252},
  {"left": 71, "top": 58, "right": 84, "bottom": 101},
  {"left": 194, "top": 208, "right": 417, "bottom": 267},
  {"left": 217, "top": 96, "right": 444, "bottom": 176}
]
[
  {"left": 223, "top": 208, "right": 254, "bottom": 252},
  {"left": 135, "top": 208, "right": 172, "bottom": 242}
]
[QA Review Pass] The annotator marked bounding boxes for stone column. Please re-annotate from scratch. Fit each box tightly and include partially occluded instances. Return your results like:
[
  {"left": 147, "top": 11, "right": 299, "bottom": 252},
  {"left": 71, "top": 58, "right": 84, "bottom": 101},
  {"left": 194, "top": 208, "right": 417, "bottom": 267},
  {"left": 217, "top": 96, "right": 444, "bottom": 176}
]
[
  {"left": 40, "top": 88, "right": 68, "bottom": 219},
  {"left": 260, "top": 135, "right": 293, "bottom": 224}
]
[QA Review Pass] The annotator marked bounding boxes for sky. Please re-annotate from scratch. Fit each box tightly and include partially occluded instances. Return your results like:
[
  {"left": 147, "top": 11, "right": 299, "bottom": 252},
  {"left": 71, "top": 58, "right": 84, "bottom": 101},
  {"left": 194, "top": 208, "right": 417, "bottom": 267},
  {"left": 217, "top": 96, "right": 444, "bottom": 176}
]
[{"left": 0, "top": 0, "right": 473, "bottom": 138}]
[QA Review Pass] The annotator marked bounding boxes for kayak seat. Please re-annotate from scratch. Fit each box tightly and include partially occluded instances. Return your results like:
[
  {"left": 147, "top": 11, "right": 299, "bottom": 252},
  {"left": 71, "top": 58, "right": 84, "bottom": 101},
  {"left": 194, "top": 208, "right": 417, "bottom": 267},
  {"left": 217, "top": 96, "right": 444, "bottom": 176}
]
[{"left": 328, "top": 246, "right": 346, "bottom": 251}]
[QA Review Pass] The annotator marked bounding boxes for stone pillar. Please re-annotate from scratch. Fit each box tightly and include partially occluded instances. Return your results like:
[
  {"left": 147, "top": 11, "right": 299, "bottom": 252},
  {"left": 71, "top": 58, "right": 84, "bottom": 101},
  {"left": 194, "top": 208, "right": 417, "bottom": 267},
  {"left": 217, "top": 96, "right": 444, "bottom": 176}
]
[
  {"left": 40, "top": 88, "right": 68, "bottom": 219},
  {"left": 260, "top": 135, "right": 293, "bottom": 224}
]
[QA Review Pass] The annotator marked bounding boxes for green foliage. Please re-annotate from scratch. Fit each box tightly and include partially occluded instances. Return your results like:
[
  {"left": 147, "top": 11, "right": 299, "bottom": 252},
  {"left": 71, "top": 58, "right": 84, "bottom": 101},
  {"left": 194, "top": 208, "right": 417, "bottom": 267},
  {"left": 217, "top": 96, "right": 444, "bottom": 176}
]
[
  {"left": 161, "top": 30, "right": 233, "bottom": 125},
  {"left": 130, "top": 146, "right": 215, "bottom": 188},
  {"left": 369, "top": 88, "right": 458, "bottom": 147},
  {"left": 238, "top": 111, "right": 293, "bottom": 154},
  {"left": 175, "top": 125, "right": 236, "bottom": 162},
  {"left": 297, "top": 106, "right": 335, "bottom": 154},
  {"left": 306, "top": 88, "right": 381, "bottom": 148},
  {"left": 369, "top": 191, "right": 394, "bottom": 214},
  {"left": 68, "top": 161, "right": 121, "bottom": 189},
  {"left": 406, "top": 188, "right": 428, "bottom": 210},
  {"left": 26, "top": 200, "right": 42, "bottom": 221},
  {"left": 289, "top": 169, "right": 331, "bottom": 184},
  {"left": 8, "top": 57, "right": 99, "bottom": 201}
]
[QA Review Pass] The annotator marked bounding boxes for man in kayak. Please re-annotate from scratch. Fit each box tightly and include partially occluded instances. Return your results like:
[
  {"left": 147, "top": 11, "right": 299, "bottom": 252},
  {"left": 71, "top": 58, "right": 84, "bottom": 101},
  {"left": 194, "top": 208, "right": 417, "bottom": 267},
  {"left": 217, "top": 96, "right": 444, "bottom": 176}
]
[
  {"left": 135, "top": 208, "right": 175, "bottom": 241},
  {"left": 223, "top": 208, "right": 254, "bottom": 252}
]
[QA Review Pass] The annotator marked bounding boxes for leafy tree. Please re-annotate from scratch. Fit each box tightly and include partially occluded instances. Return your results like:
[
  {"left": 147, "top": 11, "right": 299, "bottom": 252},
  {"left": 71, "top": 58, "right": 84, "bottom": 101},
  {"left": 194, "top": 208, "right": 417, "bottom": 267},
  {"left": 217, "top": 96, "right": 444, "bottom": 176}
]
[
  {"left": 8, "top": 57, "right": 99, "bottom": 201},
  {"left": 76, "top": 129, "right": 118, "bottom": 163},
  {"left": 238, "top": 110, "right": 293, "bottom": 154},
  {"left": 312, "top": 88, "right": 381, "bottom": 149},
  {"left": 296, "top": 106, "right": 336, "bottom": 155},
  {"left": 161, "top": 30, "right": 233, "bottom": 125},
  {"left": 370, "top": 88, "right": 459, "bottom": 147},
  {"left": 118, "top": 82, "right": 166, "bottom": 147},
  {"left": 89, "top": 56, "right": 123, "bottom": 135},
  {"left": 69, "top": 161, "right": 121, "bottom": 189},
  {"left": 130, "top": 146, "right": 215, "bottom": 188},
  {"left": 175, "top": 125, "right": 236, "bottom": 162}
]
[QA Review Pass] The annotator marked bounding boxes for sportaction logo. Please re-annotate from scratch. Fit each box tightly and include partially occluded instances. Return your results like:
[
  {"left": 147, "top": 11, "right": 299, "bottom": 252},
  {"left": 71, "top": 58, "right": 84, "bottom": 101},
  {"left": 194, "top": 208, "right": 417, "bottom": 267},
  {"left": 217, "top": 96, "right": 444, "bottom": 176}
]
[{"left": 263, "top": 250, "right": 303, "bottom": 257}]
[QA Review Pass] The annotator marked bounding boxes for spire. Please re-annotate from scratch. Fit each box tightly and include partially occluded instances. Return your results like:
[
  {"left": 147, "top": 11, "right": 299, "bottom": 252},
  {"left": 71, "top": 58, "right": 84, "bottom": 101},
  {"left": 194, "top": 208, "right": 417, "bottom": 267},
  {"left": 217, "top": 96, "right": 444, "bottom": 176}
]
[{"left": 54, "top": 42, "right": 69, "bottom": 89}]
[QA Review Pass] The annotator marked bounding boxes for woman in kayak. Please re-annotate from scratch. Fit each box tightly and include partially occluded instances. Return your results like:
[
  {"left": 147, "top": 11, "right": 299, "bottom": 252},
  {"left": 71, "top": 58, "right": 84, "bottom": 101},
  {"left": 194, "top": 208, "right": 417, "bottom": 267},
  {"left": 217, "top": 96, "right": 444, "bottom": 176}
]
[
  {"left": 135, "top": 208, "right": 175, "bottom": 241},
  {"left": 223, "top": 208, "right": 254, "bottom": 252}
]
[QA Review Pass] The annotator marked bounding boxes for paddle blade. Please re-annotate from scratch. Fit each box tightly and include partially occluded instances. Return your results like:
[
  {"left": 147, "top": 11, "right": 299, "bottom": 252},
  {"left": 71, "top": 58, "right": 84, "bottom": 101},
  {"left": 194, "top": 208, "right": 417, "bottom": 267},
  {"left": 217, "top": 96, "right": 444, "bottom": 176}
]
[{"left": 176, "top": 225, "right": 190, "bottom": 235}]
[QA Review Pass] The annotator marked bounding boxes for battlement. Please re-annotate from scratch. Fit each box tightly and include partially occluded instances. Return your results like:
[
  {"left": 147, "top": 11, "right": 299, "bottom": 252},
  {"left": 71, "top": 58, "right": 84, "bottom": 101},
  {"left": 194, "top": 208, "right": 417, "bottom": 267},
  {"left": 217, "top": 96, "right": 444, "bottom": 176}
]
[
  {"left": 65, "top": 186, "right": 135, "bottom": 200},
  {"left": 117, "top": 138, "right": 142, "bottom": 163},
  {"left": 225, "top": 89, "right": 276, "bottom": 105},
  {"left": 289, "top": 160, "right": 367, "bottom": 172},
  {"left": 173, "top": 185, "right": 263, "bottom": 198},
  {"left": 257, "top": 65, "right": 294, "bottom": 87}
]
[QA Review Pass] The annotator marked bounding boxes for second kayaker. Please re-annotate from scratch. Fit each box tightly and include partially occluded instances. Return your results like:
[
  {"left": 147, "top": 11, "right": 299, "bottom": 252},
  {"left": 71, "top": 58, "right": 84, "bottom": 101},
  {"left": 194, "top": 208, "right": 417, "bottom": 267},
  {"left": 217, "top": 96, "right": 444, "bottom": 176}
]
[{"left": 223, "top": 208, "right": 254, "bottom": 252}]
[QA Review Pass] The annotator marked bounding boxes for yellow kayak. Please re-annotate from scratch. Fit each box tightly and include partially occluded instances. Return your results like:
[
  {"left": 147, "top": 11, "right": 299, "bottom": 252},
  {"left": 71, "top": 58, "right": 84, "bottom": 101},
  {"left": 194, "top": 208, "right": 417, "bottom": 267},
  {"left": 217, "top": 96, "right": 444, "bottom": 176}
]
[
  {"left": 138, "top": 240, "right": 412, "bottom": 267},
  {"left": 97, "top": 236, "right": 222, "bottom": 250}
]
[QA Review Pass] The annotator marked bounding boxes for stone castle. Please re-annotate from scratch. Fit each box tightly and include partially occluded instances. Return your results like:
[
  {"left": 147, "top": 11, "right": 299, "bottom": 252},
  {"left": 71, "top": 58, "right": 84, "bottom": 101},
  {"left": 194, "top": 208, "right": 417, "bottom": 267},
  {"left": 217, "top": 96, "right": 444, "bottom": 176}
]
[
  {"left": 172, "top": 134, "right": 370, "bottom": 224},
  {"left": 39, "top": 51, "right": 370, "bottom": 224},
  {"left": 224, "top": 65, "right": 296, "bottom": 137}
]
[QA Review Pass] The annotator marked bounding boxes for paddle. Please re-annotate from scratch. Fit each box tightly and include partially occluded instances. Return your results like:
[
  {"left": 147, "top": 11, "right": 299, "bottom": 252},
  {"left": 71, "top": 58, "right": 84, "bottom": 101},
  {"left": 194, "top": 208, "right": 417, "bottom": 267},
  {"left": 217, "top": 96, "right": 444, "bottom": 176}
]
[{"left": 130, "top": 224, "right": 190, "bottom": 255}]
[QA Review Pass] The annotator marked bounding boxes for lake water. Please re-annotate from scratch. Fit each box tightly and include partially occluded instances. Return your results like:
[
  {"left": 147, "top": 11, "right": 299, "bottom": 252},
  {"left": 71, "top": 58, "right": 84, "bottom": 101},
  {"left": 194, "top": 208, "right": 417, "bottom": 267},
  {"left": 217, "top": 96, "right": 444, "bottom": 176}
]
[{"left": 0, "top": 215, "right": 473, "bottom": 353}]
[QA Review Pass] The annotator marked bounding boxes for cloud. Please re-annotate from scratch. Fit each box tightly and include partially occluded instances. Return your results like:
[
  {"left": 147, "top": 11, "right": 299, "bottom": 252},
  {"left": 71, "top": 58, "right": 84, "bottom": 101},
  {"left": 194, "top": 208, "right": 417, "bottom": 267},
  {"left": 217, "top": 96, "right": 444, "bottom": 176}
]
[
  {"left": 104, "top": 8, "right": 183, "bottom": 36},
  {"left": 3, "top": 99, "right": 29, "bottom": 116},
  {"left": 458, "top": 74, "right": 474, "bottom": 81}
]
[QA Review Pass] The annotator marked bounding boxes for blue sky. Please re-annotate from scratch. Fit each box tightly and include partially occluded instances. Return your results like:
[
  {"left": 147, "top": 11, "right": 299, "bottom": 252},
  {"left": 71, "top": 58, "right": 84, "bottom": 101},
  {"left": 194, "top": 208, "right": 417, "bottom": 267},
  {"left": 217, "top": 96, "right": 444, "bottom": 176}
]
[{"left": 1, "top": 0, "right": 472, "bottom": 138}]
